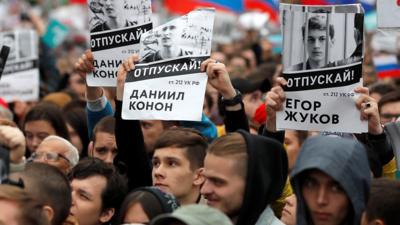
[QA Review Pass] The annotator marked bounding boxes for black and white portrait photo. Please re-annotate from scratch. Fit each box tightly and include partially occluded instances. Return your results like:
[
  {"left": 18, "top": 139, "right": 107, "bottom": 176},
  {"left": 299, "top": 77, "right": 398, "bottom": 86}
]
[
  {"left": 89, "top": 0, "right": 152, "bottom": 33},
  {"left": 1, "top": 33, "right": 16, "bottom": 62},
  {"left": 139, "top": 9, "right": 214, "bottom": 63},
  {"left": 139, "top": 23, "right": 193, "bottom": 63},
  {"left": 281, "top": 5, "right": 364, "bottom": 72}
]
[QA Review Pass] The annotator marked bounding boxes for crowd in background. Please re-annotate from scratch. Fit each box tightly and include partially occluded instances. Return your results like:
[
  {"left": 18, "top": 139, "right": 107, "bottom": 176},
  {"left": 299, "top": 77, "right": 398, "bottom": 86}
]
[{"left": 0, "top": 1, "right": 399, "bottom": 225}]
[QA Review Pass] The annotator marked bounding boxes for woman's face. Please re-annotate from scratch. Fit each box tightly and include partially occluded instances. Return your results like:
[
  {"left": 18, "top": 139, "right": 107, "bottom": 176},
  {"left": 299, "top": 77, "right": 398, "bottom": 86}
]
[
  {"left": 67, "top": 123, "right": 83, "bottom": 154},
  {"left": 24, "top": 120, "right": 57, "bottom": 153},
  {"left": 123, "top": 202, "right": 150, "bottom": 224}
]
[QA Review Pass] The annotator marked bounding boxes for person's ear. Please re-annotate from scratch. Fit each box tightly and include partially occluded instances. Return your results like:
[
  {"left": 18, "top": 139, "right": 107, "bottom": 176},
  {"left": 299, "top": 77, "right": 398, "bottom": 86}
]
[
  {"left": 88, "top": 141, "right": 94, "bottom": 157},
  {"left": 99, "top": 208, "right": 115, "bottom": 223},
  {"left": 42, "top": 205, "right": 54, "bottom": 223},
  {"left": 193, "top": 167, "right": 205, "bottom": 186}
]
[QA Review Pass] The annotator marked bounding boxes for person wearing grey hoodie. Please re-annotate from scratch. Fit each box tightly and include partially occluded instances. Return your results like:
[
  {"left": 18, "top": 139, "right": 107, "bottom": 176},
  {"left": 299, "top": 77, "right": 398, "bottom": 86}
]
[{"left": 290, "top": 135, "right": 371, "bottom": 225}]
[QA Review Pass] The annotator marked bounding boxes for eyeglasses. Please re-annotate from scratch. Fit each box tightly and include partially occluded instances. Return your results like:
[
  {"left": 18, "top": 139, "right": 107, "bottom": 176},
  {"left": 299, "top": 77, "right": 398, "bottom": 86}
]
[{"left": 29, "top": 151, "right": 70, "bottom": 164}]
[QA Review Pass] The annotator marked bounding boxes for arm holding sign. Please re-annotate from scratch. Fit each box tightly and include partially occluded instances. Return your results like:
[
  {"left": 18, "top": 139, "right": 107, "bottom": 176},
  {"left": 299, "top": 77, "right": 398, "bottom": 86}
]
[
  {"left": 114, "top": 54, "right": 152, "bottom": 191},
  {"left": 75, "top": 50, "right": 114, "bottom": 138},
  {"left": 201, "top": 59, "right": 249, "bottom": 132},
  {"left": 354, "top": 87, "right": 394, "bottom": 168}
]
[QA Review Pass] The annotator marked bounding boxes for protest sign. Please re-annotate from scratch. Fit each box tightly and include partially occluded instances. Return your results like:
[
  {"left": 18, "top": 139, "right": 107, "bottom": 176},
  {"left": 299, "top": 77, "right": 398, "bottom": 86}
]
[
  {"left": 377, "top": 0, "right": 400, "bottom": 29},
  {"left": 278, "top": 4, "right": 367, "bottom": 133},
  {"left": 87, "top": 0, "right": 153, "bottom": 87},
  {"left": 0, "top": 30, "right": 39, "bottom": 102},
  {"left": 122, "top": 8, "right": 215, "bottom": 121}
]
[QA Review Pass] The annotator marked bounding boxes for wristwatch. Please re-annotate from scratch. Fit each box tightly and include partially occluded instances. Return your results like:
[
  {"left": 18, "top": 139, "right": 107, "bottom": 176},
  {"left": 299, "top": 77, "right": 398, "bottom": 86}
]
[{"left": 221, "top": 89, "right": 242, "bottom": 106}]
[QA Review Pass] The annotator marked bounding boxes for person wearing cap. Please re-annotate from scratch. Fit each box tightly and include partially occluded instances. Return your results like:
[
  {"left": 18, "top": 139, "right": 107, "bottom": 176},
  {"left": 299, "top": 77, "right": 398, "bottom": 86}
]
[
  {"left": 150, "top": 204, "right": 233, "bottom": 225},
  {"left": 290, "top": 135, "right": 371, "bottom": 225}
]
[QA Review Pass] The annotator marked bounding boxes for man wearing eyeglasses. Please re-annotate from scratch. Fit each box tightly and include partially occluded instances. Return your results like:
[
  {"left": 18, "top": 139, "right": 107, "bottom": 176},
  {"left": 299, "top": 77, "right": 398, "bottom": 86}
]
[{"left": 30, "top": 135, "right": 79, "bottom": 174}]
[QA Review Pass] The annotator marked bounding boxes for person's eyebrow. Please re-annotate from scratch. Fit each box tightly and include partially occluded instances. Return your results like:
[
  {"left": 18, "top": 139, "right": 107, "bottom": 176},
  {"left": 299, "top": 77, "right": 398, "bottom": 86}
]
[
  {"left": 164, "top": 156, "right": 181, "bottom": 162},
  {"left": 77, "top": 188, "right": 93, "bottom": 199}
]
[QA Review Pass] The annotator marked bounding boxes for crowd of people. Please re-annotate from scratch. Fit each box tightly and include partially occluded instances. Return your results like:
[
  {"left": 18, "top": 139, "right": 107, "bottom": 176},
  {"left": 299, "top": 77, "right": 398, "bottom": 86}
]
[{"left": 0, "top": 1, "right": 399, "bottom": 225}]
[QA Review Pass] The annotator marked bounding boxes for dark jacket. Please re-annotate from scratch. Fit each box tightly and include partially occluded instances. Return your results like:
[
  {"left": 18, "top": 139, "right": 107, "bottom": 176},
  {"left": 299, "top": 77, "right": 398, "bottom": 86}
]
[
  {"left": 114, "top": 100, "right": 152, "bottom": 191},
  {"left": 235, "top": 130, "right": 288, "bottom": 225},
  {"left": 291, "top": 135, "right": 371, "bottom": 225}
]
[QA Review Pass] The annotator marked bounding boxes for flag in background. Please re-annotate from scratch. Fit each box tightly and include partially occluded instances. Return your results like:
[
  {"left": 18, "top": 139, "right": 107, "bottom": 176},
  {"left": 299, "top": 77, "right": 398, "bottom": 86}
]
[
  {"left": 373, "top": 55, "right": 400, "bottom": 79},
  {"left": 164, "top": 0, "right": 244, "bottom": 14},
  {"left": 164, "top": 0, "right": 375, "bottom": 23},
  {"left": 244, "top": 0, "right": 279, "bottom": 22},
  {"left": 68, "top": 0, "right": 86, "bottom": 4}
]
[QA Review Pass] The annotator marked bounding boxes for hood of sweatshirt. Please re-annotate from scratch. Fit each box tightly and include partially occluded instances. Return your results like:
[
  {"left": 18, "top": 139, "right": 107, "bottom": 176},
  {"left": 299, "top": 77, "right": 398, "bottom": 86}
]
[
  {"left": 235, "top": 130, "right": 288, "bottom": 225},
  {"left": 291, "top": 135, "right": 371, "bottom": 225}
]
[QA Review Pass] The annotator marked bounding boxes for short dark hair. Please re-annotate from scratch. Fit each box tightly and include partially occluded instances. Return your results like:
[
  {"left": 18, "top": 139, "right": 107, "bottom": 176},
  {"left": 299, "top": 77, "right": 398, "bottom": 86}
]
[
  {"left": 369, "top": 81, "right": 396, "bottom": 97},
  {"left": 69, "top": 158, "right": 128, "bottom": 224},
  {"left": 302, "top": 15, "right": 334, "bottom": 40},
  {"left": 365, "top": 178, "right": 400, "bottom": 225},
  {"left": 92, "top": 116, "right": 115, "bottom": 143},
  {"left": 23, "top": 102, "right": 70, "bottom": 140},
  {"left": 154, "top": 127, "right": 208, "bottom": 170},
  {"left": 20, "top": 163, "right": 71, "bottom": 225},
  {"left": 378, "top": 91, "right": 400, "bottom": 112}
]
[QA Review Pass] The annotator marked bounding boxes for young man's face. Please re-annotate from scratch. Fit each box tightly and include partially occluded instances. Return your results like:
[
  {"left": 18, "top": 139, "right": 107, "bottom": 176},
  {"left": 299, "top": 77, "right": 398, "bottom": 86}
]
[
  {"left": 152, "top": 147, "right": 201, "bottom": 203},
  {"left": 161, "top": 25, "right": 177, "bottom": 48},
  {"left": 70, "top": 176, "right": 111, "bottom": 225},
  {"left": 91, "top": 132, "right": 117, "bottom": 164},
  {"left": 103, "top": 0, "right": 117, "bottom": 18},
  {"left": 301, "top": 170, "right": 350, "bottom": 225},
  {"left": 380, "top": 101, "right": 400, "bottom": 124},
  {"left": 201, "top": 153, "right": 245, "bottom": 218},
  {"left": 306, "top": 29, "right": 333, "bottom": 65}
]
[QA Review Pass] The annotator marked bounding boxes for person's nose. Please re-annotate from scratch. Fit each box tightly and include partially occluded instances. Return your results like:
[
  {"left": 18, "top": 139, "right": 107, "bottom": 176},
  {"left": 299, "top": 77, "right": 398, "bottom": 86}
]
[
  {"left": 316, "top": 187, "right": 329, "bottom": 206},
  {"left": 313, "top": 39, "right": 322, "bottom": 48},
  {"left": 200, "top": 179, "right": 213, "bottom": 196},
  {"left": 70, "top": 191, "right": 77, "bottom": 213},
  {"left": 104, "top": 151, "right": 114, "bottom": 164},
  {"left": 153, "top": 163, "right": 166, "bottom": 179},
  {"left": 31, "top": 136, "right": 41, "bottom": 150}
]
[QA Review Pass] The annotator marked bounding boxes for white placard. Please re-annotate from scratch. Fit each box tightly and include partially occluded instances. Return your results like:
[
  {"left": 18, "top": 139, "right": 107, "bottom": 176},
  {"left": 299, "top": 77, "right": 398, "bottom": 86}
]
[
  {"left": 0, "top": 29, "right": 39, "bottom": 102},
  {"left": 87, "top": 0, "right": 152, "bottom": 87},
  {"left": 278, "top": 4, "right": 368, "bottom": 133},
  {"left": 122, "top": 8, "right": 215, "bottom": 121}
]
